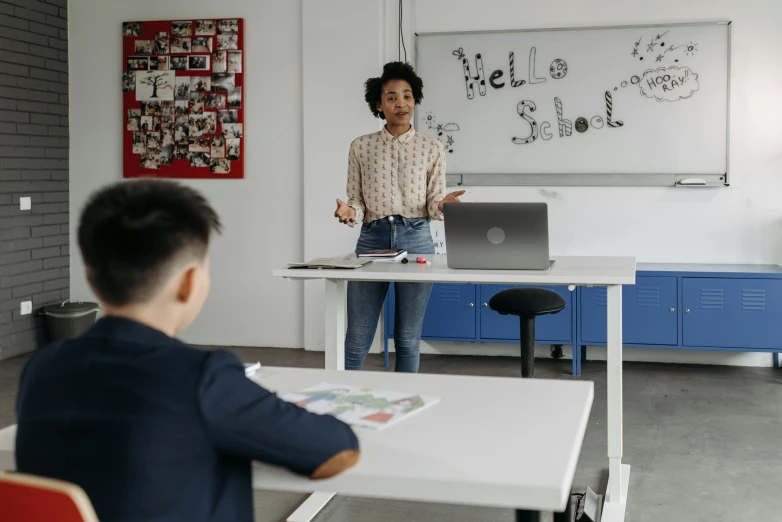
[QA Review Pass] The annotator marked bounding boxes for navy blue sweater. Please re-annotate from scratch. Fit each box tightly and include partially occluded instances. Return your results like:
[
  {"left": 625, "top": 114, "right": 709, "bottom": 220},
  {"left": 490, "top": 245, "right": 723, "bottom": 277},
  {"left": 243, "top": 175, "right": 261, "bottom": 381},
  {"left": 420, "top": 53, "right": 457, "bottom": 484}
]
[{"left": 15, "top": 317, "right": 358, "bottom": 522}]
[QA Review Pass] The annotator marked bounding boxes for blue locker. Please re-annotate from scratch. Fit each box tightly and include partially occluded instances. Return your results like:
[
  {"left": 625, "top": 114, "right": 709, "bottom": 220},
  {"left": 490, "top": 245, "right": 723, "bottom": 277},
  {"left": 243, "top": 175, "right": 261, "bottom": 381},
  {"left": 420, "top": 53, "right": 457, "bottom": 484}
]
[
  {"left": 682, "top": 278, "right": 782, "bottom": 349},
  {"left": 479, "top": 284, "right": 572, "bottom": 343},
  {"left": 387, "top": 283, "right": 477, "bottom": 340},
  {"left": 580, "top": 276, "right": 678, "bottom": 345}
]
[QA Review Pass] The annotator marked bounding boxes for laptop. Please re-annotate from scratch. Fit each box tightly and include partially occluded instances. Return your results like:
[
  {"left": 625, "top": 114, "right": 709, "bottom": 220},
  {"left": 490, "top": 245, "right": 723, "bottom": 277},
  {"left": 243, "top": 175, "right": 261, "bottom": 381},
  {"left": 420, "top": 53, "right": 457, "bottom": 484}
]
[{"left": 443, "top": 202, "right": 553, "bottom": 270}]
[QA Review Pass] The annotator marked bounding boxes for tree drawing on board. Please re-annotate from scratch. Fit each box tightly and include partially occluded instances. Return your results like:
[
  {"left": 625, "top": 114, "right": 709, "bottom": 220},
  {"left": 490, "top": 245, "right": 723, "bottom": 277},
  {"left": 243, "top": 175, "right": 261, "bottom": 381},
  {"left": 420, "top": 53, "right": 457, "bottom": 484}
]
[{"left": 139, "top": 73, "right": 169, "bottom": 98}]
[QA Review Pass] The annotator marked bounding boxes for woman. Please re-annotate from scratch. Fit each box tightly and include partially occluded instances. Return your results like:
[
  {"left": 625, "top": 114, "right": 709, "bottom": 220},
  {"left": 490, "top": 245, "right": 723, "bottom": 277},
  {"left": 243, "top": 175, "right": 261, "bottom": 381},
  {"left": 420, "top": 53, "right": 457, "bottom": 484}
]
[{"left": 334, "top": 61, "right": 465, "bottom": 373}]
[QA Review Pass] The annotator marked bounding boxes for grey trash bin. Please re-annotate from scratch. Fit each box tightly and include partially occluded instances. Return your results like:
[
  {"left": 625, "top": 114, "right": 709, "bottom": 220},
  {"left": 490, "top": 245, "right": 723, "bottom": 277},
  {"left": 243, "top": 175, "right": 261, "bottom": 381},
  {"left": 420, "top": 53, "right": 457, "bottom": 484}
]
[{"left": 41, "top": 301, "right": 101, "bottom": 342}]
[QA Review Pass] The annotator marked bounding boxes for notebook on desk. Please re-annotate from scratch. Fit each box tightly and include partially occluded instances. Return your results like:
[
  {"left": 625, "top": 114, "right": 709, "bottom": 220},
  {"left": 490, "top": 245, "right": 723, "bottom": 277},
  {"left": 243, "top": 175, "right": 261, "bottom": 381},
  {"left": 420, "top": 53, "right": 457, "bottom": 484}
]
[{"left": 287, "top": 256, "right": 372, "bottom": 269}]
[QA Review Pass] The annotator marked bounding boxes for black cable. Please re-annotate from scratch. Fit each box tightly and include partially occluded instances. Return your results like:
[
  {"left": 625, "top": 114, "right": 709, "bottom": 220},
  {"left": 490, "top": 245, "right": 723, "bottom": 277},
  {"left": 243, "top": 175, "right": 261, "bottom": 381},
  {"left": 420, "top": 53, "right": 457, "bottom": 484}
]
[
  {"left": 399, "top": 0, "right": 407, "bottom": 63},
  {"left": 398, "top": 0, "right": 401, "bottom": 61}
]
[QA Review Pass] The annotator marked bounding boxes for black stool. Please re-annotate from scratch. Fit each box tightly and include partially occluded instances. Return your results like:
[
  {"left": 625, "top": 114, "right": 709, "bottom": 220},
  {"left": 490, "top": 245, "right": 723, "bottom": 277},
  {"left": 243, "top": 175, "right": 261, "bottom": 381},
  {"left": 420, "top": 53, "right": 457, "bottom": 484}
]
[{"left": 489, "top": 287, "right": 566, "bottom": 378}]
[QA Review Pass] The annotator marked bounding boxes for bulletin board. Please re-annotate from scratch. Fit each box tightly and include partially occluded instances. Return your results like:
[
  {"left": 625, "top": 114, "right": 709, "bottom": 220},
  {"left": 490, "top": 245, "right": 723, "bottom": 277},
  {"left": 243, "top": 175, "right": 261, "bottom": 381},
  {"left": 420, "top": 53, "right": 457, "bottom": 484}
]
[{"left": 122, "top": 18, "right": 245, "bottom": 179}]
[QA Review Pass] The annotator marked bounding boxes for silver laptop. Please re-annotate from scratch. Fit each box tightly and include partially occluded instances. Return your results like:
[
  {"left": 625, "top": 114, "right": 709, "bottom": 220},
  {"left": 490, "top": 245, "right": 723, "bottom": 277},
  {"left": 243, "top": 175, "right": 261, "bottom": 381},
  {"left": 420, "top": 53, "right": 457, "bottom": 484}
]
[{"left": 443, "top": 202, "right": 553, "bottom": 270}]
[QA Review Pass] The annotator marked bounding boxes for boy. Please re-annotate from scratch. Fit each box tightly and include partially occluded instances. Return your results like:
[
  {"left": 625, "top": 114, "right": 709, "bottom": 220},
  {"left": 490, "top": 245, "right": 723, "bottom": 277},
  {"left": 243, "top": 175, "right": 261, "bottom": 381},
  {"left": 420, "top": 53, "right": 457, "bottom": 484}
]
[{"left": 15, "top": 179, "right": 360, "bottom": 522}]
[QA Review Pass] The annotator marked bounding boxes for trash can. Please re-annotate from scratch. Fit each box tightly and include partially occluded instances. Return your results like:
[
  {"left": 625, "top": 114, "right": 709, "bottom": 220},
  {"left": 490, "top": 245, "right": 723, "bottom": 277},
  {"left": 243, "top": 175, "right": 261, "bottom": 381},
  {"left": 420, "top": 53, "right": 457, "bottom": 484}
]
[{"left": 41, "top": 300, "right": 101, "bottom": 342}]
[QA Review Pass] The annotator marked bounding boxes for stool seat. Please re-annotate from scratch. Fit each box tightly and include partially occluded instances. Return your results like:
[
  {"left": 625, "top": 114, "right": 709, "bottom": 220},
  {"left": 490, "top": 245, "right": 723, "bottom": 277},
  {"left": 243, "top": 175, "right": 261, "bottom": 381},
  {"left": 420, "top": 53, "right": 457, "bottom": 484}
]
[
  {"left": 489, "top": 287, "right": 566, "bottom": 317},
  {"left": 488, "top": 287, "right": 567, "bottom": 378}
]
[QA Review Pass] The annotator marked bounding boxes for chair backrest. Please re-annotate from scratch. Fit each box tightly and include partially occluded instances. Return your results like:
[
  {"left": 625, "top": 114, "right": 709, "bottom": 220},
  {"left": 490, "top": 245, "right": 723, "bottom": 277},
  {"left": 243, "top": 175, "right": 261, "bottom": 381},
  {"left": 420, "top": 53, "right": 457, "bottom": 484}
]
[{"left": 0, "top": 471, "right": 99, "bottom": 522}]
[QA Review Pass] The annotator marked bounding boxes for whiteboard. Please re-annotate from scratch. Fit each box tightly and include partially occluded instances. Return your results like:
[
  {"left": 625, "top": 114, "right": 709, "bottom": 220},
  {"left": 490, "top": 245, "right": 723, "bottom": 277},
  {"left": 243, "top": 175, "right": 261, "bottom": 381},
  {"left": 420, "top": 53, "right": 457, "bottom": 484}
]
[{"left": 414, "top": 22, "right": 731, "bottom": 186}]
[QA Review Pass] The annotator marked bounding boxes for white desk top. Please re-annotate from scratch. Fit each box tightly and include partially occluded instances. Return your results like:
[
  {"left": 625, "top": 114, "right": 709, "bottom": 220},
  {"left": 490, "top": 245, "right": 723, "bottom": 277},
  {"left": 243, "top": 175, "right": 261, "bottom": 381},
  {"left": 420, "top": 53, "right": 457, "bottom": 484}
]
[
  {"left": 274, "top": 255, "right": 636, "bottom": 286},
  {"left": 249, "top": 367, "right": 593, "bottom": 512},
  {"left": 0, "top": 368, "right": 593, "bottom": 512}
]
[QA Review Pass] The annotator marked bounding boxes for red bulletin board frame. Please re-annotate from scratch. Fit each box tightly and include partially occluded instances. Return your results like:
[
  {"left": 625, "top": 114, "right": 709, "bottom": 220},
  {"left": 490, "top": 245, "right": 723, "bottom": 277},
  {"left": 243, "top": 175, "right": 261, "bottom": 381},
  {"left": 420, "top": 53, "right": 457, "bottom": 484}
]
[{"left": 122, "top": 18, "right": 245, "bottom": 179}]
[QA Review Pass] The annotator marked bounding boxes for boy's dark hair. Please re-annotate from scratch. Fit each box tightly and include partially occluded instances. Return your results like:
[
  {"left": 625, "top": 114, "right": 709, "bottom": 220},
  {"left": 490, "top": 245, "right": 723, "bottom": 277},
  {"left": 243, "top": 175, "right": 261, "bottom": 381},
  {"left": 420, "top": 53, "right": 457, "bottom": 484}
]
[
  {"left": 364, "top": 61, "right": 424, "bottom": 119},
  {"left": 78, "top": 179, "right": 222, "bottom": 306}
]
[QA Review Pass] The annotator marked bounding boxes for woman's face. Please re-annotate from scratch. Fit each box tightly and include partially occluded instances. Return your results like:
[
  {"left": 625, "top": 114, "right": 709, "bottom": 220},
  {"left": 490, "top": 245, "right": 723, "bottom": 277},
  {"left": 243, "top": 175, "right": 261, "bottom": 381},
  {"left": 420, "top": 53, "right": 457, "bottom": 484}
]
[{"left": 377, "top": 79, "right": 415, "bottom": 127}]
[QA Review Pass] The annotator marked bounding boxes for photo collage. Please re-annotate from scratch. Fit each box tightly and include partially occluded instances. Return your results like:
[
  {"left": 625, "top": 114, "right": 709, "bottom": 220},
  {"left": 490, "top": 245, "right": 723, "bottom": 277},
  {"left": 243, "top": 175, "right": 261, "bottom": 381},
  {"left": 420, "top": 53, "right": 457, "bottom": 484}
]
[{"left": 122, "top": 18, "right": 243, "bottom": 178}]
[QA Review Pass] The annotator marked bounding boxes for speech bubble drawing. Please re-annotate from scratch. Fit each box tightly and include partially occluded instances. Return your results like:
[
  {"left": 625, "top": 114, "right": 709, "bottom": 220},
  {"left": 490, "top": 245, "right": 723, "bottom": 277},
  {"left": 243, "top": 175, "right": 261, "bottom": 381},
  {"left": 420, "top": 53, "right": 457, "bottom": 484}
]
[{"left": 639, "top": 66, "right": 699, "bottom": 102}]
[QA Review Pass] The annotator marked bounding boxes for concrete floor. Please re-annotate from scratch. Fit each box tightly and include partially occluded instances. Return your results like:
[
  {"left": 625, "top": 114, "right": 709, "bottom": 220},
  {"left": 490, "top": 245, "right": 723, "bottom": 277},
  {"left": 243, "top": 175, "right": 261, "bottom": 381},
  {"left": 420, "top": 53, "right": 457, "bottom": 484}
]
[{"left": 1, "top": 348, "right": 781, "bottom": 522}]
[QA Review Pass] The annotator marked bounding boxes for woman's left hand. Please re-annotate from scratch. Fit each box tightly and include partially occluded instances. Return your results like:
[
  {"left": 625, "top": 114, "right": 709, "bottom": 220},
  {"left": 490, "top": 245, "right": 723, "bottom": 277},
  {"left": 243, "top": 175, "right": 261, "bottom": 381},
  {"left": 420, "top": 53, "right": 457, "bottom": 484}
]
[{"left": 438, "top": 190, "right": 466, "bottom": 212}]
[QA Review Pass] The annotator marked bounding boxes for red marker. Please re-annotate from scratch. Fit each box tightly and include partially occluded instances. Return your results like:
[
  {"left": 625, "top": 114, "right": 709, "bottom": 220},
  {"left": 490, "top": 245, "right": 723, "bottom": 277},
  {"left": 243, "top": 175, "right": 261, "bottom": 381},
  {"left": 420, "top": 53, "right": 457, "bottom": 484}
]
[{"left": 417, "top": 257, "right": 427, "bottom": 264}]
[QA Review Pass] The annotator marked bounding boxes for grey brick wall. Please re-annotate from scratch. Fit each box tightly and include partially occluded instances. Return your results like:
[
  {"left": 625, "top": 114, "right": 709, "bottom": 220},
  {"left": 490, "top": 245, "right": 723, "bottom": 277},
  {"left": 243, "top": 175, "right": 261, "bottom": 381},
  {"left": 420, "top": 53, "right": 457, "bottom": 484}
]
[{"left": 0, "top": 0, "right": 68, "bottom": 360}]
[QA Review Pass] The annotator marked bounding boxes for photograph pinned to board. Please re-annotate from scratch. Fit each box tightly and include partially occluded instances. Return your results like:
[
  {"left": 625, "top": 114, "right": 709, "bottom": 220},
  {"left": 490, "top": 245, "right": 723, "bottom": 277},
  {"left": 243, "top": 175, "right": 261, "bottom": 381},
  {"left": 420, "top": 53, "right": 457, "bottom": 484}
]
[
  {"left": 282, "top": 382, "right": 440, "bottom": 431},
  {"left": 174, "top": 145, "right": 188, "bottom": 160},
  {"left": 189, "top": 151, "right": 210, "bottom": 167},
  {"left": 127, "top": 108, "right": 141, "bottom": 130},
  {"left": 212, "top": 50, "right": 226, "bottom": 73},
  {"left": 188, "top": 136, "right": 211, "bottom": 153},
  {"left": 174, "top": 76, "right": 190, "bottom": 100},
  {"left": 174, "top": 121, "right": 188, "bottom": 144},
  {"left": 222, "top": 123, "right": 242, "bottom": 139},
  {"left": 218, "top": 19, "right": 239, "bottom": 34},
  {"left": 190, "top": 76, "right": 210, "bottom": 92},
  {"left": 127, "top": 56, "right": 148, "bottom": 71},
  {"left": 211, "top": 73, "right": 234, "bottom": 91},
  {"left": 188, "top": 55, "right": 210, "bottom": 71},
  {"left": 189, "top": 92, "right": 205, "bottom": 115},
  {"left": 206, "top": 92, "right": 226, "bottom": 110},
  {"left": 149, "top": 56, "right": 169, "bottom": 71},
  {"left": 192, "top": 37, "right": 212, "bottom": 52},
  {"left": 171, "top": 38, "right": 191, "bottom": 53},
  {"left": 170, "top": 56, "right": 188, "bottom": 70},
  {"left": 122, "top": 71, "right": 136, "bottom": 92},
  {"left": 216, "top": 34, "right": 238, "bottom": 50},
  {"left": 159, "top": 144, "right": 173, "bottom": 166},
  {"left": 196, "top": 19, "right": 216, "bottom": 36},
  {"left": 141, "top": 153, "right": 160, "bottom": 169},
  {"left": 123, "top": 21, "right": 143, "bottom": 37},
  {"left": 227, "top": 87, "right": 241, "bottom": 109},
  {"left": 226, "top": 138, "right": 240, "bottom": 160},
  {"left": 227, "top": 50, "right": 242, "bottom": 73},
  {"left": 211, "top": 135, "right": 225, "bottom": 158},
  {"left": 131, "top": 132, "right": 146, "bottom": 154},
  {"left": 218, "top": 109, "right": 238, "bottom": 124},
  {"left": 155, "top": 32, "right": 169, "bottom": 53},
  {"left": 210, "top": 158, "right": 231, "bottom": 174},
  {"left": 134, "top": 40, "right": 154, "bottom": 54},
  {"left": 172, "top": 21, "right": 192, "bottom": 37}
]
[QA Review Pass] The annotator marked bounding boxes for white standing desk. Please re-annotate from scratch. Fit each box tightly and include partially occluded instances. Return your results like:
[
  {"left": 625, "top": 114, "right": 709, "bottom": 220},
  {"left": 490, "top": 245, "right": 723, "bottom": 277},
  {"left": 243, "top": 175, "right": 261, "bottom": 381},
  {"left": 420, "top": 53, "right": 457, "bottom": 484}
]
[
  {"left": 274, "top": 255, "right": 636, "bottom": 522},
  {"left": 0, "top": 367, "right": 594, "bottom": 520}
]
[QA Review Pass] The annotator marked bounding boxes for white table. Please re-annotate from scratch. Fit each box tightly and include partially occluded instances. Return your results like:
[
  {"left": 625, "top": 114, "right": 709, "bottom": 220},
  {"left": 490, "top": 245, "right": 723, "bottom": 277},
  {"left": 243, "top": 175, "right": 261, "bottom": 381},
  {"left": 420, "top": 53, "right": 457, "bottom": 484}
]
[
  {"left": 0, "top": 366, "right": 593, "bottom": 520},
  {"left": 274, "top": 255, "right": 636, "bottom": 522}
]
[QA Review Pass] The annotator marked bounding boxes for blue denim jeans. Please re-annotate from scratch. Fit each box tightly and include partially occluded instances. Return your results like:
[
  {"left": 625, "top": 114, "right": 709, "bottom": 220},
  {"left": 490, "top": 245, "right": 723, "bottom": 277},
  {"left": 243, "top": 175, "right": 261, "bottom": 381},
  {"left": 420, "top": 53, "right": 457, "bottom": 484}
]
[{"left": 345, "top": 216, "right": 436, "bottom": 373}]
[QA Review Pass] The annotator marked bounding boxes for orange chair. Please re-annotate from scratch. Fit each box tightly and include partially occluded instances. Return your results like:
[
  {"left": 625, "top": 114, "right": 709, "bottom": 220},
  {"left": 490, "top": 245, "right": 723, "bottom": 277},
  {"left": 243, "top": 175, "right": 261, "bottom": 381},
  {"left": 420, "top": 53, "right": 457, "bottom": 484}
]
[{"left": 0, "top": 471, "right": 99, "bottom": 522}]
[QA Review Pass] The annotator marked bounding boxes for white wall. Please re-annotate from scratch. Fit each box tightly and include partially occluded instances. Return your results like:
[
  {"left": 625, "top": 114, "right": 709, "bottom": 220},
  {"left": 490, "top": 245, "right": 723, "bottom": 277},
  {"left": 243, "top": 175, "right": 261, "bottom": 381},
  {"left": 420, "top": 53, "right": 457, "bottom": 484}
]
[{"left": 69, "top": 0, "right": 304, "bottom": 348}]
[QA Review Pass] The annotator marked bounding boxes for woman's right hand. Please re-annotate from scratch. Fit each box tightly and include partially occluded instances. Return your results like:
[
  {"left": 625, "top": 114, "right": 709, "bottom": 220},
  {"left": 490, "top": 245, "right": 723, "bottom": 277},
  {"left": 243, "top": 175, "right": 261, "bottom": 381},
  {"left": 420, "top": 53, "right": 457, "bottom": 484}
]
[{"left": 334, "top": 199, "right": 357, "bottom": 224}]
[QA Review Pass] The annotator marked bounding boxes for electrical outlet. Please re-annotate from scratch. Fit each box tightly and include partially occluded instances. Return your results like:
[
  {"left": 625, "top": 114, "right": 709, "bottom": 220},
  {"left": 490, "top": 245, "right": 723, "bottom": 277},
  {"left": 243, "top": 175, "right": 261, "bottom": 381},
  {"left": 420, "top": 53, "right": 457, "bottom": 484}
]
[
  {"left": 19, "top": 197, "right": 31, "bottom": 211},
  {"left": 20, "top": 301, "right": 32, "bottom": 315}
]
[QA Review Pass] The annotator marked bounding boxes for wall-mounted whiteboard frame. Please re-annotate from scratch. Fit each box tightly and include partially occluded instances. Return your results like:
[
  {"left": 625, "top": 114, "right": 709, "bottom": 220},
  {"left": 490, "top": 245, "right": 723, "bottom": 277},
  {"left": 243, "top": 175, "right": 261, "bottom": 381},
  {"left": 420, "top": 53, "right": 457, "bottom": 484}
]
[{"left": 414, "top": 21, "right": 732, "bottom": 187}]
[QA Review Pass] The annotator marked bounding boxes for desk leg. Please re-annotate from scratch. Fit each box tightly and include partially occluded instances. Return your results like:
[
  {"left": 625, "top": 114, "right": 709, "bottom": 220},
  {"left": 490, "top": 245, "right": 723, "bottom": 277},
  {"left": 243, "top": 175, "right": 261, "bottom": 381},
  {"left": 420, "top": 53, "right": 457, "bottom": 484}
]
[
  {"left": 286, "top": 491, "right": 335, "bottom": 522},
  {"left": 324, "top": 278, "right": 346, "bottom": 371},
  {"left": 602, "top": 284, "right": 629, "bottom": 522},
  {"left": 286, "top": 279, "right": 345, "bottom": 522}
]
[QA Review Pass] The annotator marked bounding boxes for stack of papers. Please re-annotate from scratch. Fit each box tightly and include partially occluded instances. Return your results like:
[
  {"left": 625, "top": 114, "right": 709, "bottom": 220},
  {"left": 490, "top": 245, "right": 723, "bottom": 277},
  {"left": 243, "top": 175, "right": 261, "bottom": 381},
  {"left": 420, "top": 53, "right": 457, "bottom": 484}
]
[{"left": 281, "top": 382, "right": 439, "bottom": 430}]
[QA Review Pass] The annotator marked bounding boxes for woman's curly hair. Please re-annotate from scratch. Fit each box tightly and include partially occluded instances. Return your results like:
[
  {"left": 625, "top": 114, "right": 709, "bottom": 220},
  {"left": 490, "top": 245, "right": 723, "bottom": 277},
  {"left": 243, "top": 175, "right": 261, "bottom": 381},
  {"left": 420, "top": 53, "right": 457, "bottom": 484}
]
[{"left": 364, "top": 61, "right": 424, "bottom": 119}]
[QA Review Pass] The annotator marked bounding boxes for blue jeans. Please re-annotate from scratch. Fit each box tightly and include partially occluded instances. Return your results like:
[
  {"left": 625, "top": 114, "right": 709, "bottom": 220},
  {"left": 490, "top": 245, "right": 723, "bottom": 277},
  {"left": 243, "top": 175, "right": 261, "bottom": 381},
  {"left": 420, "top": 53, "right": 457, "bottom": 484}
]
[{"left": 345, "top": 216, "right": 435, "bottom": 373}]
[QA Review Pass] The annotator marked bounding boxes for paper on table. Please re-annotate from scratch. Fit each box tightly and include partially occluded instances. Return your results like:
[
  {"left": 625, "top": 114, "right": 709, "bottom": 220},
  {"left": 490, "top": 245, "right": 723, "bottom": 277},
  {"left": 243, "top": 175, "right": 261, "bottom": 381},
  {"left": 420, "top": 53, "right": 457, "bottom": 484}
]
[{"left": 282, "top": 382, "right": 439, "bottom": 430}]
